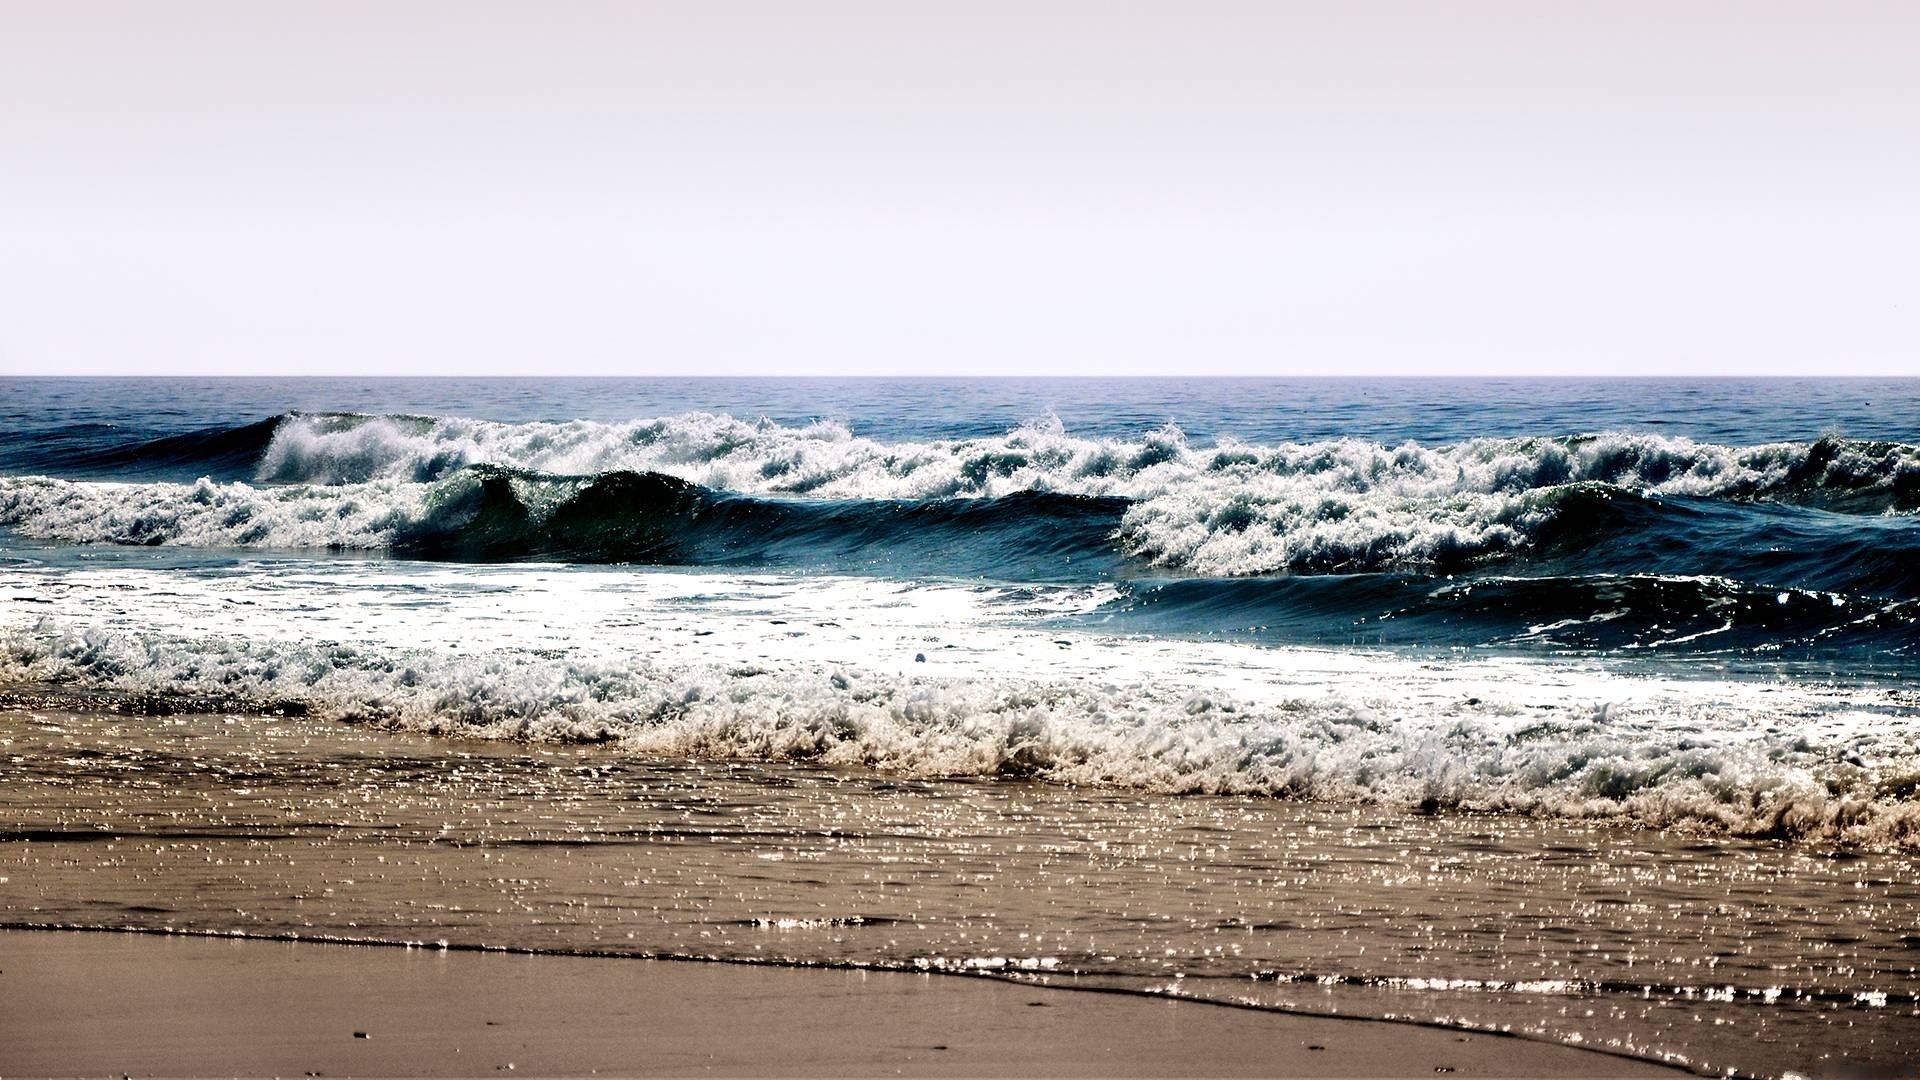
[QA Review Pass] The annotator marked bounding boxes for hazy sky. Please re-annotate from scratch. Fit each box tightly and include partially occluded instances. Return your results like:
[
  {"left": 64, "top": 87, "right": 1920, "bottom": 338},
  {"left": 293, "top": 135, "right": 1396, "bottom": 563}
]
[{"left": 2, "top": 2, "right": 1914, "bottom": 376}]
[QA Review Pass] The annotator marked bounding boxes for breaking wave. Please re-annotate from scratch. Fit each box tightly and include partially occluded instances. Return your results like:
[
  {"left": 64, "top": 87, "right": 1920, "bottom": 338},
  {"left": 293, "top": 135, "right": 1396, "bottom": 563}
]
[
  {"left": 5, "top": 411, "right": 1920, "bottom": 659},
  {"left": 13, "top": 409, "right": 1920, "bottom": 510},
  {"left": 0, "top": 469, "right": 1128, "bottom": 582},
  {"left": 3, "top": 412, "right": 1919, "bottom": 579},
  {"left": 241, "top": 412, "right": 1920, "bottom": 515},
  {"left": 6, "top": 615, "right": 1920, "bottom": 849}
]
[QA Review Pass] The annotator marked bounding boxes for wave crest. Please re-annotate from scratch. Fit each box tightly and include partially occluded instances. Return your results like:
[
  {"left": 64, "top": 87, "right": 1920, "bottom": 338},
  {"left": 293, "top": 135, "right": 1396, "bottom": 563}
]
[
  {"left": 4, "top": 413, "right": 1918, "bottom": 579},
  {"left": 256, "top": 412, "right": 1920, "bottom": 510}
]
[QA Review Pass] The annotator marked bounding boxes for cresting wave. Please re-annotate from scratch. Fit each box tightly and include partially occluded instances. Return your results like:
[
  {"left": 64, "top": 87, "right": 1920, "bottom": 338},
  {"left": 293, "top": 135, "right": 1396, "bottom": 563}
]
[
  {"left": 2, "top": 411, "right": 1918, "bottom": 580},
  {"left": 246, "top": 412, "right": 1920, "bottom": 514},
  {"left": 0, "top": 469, "right": 1126, "bottom": 579}
]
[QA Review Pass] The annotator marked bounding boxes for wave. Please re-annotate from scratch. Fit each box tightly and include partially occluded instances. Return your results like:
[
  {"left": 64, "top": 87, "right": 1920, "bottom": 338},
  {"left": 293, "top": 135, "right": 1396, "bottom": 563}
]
[
  {"left": 397, "top": 469, "right": 1127, "bottom": 573},
  {"left": 22, "top": 409, "right": 1920, "bottom": 511},
  {"left": 0, "top": 473, "right": 427, "bottom": 552},
  {"left": 0, "top": 417, "right": 282, "bottom": 482},
  {"left": 68, "top": 417, "right": 285, "bottom": 479},
  {"left": 1108, "top": 573, "right": 1920, "bottom": 656},
  {"left": 7, "top": 464, "right": 1917, "bottom": 584},
  {"left": 0, "top": 469, "right": 1132, "bottom": 582},
  {"left": 7, "top": 454, "right": 1916, "bottom": 654},
  {"left": 6, "top": 469, "right": 1920, "bottom": 658},
  {"left": 4, "top": 411, "right": 1919, "bottom": 590},
  {"left": 246, "top": 411, "right": 1920, "bottom": 514},
  {"left": 7, "top": 612, "right": 1920, "bottom": 849}
]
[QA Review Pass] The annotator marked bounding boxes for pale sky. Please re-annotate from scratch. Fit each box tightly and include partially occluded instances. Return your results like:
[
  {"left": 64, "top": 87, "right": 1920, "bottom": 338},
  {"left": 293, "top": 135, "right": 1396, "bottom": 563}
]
[{"left": 2, "top": 1, "right": 1914, "bottom": 376}]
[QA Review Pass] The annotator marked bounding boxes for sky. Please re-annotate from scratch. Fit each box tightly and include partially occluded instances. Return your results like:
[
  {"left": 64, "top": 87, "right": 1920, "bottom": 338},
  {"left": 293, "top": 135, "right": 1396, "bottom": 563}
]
[{"left": 1, "top": 1, "right": 1915, "bottom": 377}]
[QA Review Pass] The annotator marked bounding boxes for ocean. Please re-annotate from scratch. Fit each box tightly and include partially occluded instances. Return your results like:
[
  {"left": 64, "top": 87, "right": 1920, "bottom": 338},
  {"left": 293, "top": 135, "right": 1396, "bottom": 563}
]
[{"left": 3, "top": 376, "right": 1918, "bottom": 1077}]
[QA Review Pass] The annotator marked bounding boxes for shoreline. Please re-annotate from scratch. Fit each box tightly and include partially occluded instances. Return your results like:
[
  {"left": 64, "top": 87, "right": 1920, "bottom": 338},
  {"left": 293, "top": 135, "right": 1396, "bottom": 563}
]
[{"left": 0, "top": 927, "right": 1688, "bottom": 1078}]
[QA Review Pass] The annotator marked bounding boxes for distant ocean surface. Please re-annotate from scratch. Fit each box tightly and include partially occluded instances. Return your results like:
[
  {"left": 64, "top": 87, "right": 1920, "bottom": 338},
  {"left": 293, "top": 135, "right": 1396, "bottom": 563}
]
[{"left": 4, "top": 377, "right": 1919, "bottom": 1077}]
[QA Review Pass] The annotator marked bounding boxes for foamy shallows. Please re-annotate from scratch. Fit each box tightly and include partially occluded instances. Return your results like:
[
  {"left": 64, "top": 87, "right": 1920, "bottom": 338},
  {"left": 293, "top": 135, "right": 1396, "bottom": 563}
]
[
  {"left": 4, "top": 558, "right": 1916, "bottom": 847},
  {"left": 6, "top": 707, "right": 1918, "bottom": 1079}
]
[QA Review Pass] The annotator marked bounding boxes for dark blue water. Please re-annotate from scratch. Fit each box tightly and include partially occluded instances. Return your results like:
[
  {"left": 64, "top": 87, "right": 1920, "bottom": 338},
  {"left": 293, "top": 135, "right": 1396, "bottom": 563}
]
[
  {"left": 4, "top": 376, "right": 1915, "bottom": 457},
  {"left": 3, "top": 377, "right": 1917, "bottom": 669}
]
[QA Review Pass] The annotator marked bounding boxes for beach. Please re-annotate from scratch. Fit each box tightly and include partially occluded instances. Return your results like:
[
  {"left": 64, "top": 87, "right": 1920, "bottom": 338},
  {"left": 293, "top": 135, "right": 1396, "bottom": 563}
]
[
  {"left": 1, "top": 929, "right": 1684, "bottom": 1077},
  {"left": 5, "top": 704, "right": 1918, "bottom": 1077}
]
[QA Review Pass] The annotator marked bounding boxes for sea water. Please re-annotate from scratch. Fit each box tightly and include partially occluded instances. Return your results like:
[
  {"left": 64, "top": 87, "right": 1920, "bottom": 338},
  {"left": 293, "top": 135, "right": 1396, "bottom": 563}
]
[{"left": 2, "top": 377, "right": 1917, "bottom": 1076}]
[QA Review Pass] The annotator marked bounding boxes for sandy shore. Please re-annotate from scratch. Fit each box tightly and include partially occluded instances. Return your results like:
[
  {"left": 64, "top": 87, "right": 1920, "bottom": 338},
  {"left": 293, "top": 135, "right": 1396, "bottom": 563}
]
[{"left": 0, "top": 929, "right": 1682, "bottom": 1078}]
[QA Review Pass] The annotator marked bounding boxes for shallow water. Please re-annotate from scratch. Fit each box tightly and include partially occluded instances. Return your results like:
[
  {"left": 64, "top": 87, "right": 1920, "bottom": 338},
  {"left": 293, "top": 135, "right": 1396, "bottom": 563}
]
[
  {"left": 6, "top": 556, "right": 1917, "bottom": 844},
  {"left": 4, "top": 708, "right": 1916, "bottom": 1078}
]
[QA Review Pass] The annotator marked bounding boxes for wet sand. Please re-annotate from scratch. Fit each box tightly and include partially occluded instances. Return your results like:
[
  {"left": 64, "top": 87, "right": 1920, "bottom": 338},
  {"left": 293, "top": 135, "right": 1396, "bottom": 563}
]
[{"left": 0, "top": 929, "right": 1683, "bottom": 1077}]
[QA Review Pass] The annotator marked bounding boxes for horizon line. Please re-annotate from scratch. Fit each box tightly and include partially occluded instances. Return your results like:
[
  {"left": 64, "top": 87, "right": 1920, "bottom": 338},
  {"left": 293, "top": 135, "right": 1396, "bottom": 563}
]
[{"left": 2, "top": 372, "right": 1913, "bottom": 381}]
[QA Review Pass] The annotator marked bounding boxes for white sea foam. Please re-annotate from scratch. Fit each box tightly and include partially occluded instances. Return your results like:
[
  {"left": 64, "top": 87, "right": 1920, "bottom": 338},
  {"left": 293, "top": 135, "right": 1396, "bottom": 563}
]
[
  {"left": 253, "top": 410, "right": 1917, "bottom": 504},
  {"left": 7, "top": 413, "right": 1915, "bottom": 574},
  {"left": 4, "top": 561, "right": 1916, "bottom": 846},
  {"left": 0, "top": 475, "right": 431, "bottom": 551}
]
